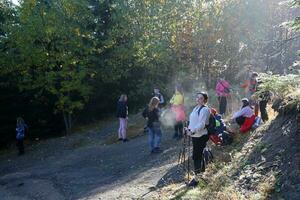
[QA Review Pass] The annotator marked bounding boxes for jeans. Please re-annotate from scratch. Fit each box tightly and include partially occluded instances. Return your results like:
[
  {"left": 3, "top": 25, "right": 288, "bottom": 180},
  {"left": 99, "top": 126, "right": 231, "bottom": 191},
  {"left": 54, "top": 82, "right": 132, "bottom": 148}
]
[
  {"left": 147, "top": 123, "right": 162, "bottom": 151},
  {"left": 118, "top": 118, "right": 127, "bottom": 139}
]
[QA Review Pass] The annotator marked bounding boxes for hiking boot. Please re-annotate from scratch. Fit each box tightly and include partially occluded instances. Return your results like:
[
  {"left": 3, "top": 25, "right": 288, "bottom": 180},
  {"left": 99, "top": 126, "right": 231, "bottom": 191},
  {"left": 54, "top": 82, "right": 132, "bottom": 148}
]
[
  {"left": 187, "top": 178, "right": 198, "bottom": 187},
  {"left": 123, "top": 138, "right": 129, "bottom": 142},
  {"left": 153, "top": 147, "right": 162, "bottom": 153},
  {"left": 118, "top": 138, "right": 123, "bottom": 141},
  {"left": 173, "top": 134, "right": 178, "bottom": 139}
]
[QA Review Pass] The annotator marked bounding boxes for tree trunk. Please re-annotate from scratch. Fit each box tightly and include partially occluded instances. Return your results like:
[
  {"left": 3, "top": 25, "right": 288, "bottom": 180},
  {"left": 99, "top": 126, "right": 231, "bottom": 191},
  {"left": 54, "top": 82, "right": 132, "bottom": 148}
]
[{"left": 63, "top": 111, "right": 72, "bottom": 135}]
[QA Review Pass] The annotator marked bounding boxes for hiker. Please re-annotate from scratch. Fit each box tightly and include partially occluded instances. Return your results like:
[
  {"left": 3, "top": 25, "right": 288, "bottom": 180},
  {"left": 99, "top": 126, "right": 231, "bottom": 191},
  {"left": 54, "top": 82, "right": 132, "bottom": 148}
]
[
  {"left": 153, "top": 87, "right": 165, "bottom": 107},
  {"left": 259, "top": 91, "right": 273, "bottom": 122},
  {"left": 231, "top": 98, "right": 256, "bottom": 133},
  {"left": 16, "top": 117, "right": 28, "bottom": 155},
  {"left": 142, "top": 97, "right": 162, "bottom": 154},
  {"left": 210, "top": 108, "right": 233, "bottom": 145},
  {"left": 215, "top": 77, "right": 231, "bottom": 116},
  {"left": 170, "top": 84, "right": 185, "bottom": 140},
  {"left": 241, "top": 72, "right": 259, "bottom": 115},
  {"left": 185, "top": 92, "right": 211, "bottom": 186},
  {"left": 116, "top": 94, "right": 129, "bottom": 142}
]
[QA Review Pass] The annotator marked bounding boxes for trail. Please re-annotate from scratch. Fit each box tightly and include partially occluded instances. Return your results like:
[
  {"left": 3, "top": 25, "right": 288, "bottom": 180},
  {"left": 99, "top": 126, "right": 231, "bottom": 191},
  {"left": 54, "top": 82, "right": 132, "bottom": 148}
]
[{"left": 0, "top": 120, "right": 184, "bottom": 200}]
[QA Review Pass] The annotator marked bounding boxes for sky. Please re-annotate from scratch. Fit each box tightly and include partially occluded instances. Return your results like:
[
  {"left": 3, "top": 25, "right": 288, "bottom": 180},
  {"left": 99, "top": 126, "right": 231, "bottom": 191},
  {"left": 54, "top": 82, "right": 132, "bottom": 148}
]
[{"left": 11, "top": 0, "right": 20, "bottom": 5}]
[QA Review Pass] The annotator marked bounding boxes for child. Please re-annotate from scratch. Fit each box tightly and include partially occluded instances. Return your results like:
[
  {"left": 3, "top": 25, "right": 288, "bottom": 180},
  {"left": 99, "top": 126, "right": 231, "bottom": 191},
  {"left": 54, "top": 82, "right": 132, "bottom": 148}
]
[{"left": 16, "top": 117, "right": 28, "bottom": 155}]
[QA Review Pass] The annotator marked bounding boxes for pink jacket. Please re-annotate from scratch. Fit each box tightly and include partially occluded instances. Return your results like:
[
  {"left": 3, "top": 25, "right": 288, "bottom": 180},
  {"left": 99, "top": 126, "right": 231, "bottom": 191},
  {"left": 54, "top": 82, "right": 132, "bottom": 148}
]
[{"left": 216, "top": 80, "right": 231, "bottom": 97}]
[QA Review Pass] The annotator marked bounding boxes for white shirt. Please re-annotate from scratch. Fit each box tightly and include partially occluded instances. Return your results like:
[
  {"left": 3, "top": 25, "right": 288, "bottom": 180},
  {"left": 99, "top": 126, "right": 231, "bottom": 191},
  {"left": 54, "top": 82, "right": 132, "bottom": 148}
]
[
  {"left": 188, "top": 105, "right": 210, "bottom": 138},
  {"left": 231, "top": 106, "right": 254, "bottom": 119}
]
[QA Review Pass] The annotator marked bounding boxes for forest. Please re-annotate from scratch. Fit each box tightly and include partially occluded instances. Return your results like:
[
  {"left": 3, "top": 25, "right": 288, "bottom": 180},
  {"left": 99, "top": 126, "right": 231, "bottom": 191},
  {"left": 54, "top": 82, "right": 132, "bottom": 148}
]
[{"left": 0, "top": 0, "right": 299, "bottom": 146}]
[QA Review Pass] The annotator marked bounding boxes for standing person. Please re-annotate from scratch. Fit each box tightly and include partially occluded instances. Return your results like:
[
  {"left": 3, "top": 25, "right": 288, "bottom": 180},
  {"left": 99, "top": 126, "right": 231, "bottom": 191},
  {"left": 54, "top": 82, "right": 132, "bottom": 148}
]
[
  {"left": 241, "top": 72, "right": 259, "bottom": 115},
  {"left": 215, "top": 77, "right": 231, "bottom": 116},
  {"left": 153, "top": 87, "right": 165, "bottom": 107},
  {"left": 116, "top": 94, "right": 129, "bottom": 142},
  {"left": 259, "top": 91, "right": 273, "bottom": 122},
  {"left": 185, "top": 92, "right": 211, "bottom": 187},
  {"left": 16, "top": 117, "right": 28, "bottom": 155},
  {"left": 142, "top": 97, "right": 162, "bottom": 154},
  {"left": 170, "top": 84, "right": 185, "bottom": 140}
]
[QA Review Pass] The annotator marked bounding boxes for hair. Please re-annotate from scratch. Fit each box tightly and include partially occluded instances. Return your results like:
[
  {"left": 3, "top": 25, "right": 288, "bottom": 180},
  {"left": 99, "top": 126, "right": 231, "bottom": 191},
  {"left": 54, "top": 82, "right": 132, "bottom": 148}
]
[
  {"left": 119, "top": 94, "right": 127, "bottom": 102},
  {"left": 197, "top": 92, "right": 208, "bottom": 103},
  {"left": 251, "top": 72, "right": 258, "bottom": 78},
  {"left": 148, "top": 97, "right": 160, "bottom": 112},
  {"left": 175, "top": 84, "right": 183, "bottom": 94},
  {"left": 16, "top": 117, "right": 24, "bottom": 127}
]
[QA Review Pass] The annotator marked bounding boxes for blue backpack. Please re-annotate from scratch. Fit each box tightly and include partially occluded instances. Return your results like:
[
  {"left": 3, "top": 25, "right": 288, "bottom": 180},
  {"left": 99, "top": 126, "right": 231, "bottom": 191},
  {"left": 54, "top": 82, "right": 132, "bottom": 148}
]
[{"left": 16, "top": 127, "right": 25, "bottom": 140}]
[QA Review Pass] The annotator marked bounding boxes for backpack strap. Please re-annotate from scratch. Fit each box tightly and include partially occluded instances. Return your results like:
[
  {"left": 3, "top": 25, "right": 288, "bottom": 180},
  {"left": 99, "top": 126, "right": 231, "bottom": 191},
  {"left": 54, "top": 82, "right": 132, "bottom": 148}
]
[{"left": 197, "top": 105, "right": 206, "bottom": 116}]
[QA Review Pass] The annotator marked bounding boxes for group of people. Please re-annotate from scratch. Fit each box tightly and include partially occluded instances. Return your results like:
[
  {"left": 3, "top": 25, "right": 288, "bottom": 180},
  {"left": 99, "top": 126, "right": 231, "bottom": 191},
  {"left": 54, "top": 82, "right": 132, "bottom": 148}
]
[{"left": 116, "top": 71, "right": 272, "bottom": 187}]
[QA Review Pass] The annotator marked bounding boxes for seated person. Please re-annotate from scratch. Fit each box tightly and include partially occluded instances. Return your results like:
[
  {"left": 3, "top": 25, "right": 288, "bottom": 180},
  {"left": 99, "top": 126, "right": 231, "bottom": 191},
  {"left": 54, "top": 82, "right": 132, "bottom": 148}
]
[{"left": 231, "top": 98, "right": 256, "bottom": 133}]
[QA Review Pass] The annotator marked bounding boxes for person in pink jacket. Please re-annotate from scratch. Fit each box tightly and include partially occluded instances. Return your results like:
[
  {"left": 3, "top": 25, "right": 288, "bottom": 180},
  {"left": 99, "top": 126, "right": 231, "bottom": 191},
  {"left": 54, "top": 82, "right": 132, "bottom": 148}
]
[{"left": 215, "top": 78, "right": 231, "bottom": 115}]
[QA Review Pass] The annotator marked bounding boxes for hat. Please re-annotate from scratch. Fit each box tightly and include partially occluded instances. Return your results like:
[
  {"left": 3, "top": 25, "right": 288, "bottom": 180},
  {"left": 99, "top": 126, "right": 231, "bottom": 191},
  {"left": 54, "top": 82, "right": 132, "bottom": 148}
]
[{"left": 241, "top": 98, "right": 249, "bottom": 102}]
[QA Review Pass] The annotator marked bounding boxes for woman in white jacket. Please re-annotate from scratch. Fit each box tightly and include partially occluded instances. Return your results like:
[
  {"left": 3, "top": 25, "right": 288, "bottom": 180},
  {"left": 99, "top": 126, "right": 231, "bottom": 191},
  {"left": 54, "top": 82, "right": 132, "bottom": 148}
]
[{"left": 185, "top": 92, "right": 211, "bottom": 186}]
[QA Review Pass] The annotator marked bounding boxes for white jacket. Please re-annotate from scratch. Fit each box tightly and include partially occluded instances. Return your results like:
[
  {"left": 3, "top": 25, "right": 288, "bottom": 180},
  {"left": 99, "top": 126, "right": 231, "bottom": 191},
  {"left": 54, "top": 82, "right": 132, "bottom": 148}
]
[{"left": 188, "top": 105, "right": 210, "bottom": 138}]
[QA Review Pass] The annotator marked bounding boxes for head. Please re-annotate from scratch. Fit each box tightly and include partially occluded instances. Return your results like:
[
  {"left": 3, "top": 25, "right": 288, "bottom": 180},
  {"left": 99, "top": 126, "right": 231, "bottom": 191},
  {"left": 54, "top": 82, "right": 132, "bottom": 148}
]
[
  {"left": 153, "top": 88, "right": 159, "bottom": 94},
  {"left": 16, "top": 117, "right": 24, "bottom": 127},
  {"left": 211, "top": 108, "right": 217, "bottom": 116},
  {"left": 196, "top": 92, "right": 208, "bottom": 106},
  {"left": 251, "top": 72, "right": 258, "bottom": 79},
  {"left": 148, "top": 97, "right": 160, "bottom": 111},
  {"left": 119, "top": 94, "right": 127, "bottom": 102},
  {"left": 175, "top": 84, "right": 183, "bottom": 94},
  {"left": 241, "top": 98, "right": 249, "bottom": 107}
]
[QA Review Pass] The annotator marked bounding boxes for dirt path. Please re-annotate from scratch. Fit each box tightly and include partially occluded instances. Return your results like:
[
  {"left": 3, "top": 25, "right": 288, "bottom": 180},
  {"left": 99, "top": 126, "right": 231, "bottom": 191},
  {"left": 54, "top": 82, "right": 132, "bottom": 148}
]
[{"left": 0, "top": 121, "right": 184, "bottom": 200}]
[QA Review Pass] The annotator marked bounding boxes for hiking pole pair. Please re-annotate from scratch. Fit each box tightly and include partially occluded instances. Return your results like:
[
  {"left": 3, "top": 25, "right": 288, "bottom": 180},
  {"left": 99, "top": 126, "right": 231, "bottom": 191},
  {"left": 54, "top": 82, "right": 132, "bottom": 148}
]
[{"left": 177, "top": 121, "right": 192, "bottom": 183}]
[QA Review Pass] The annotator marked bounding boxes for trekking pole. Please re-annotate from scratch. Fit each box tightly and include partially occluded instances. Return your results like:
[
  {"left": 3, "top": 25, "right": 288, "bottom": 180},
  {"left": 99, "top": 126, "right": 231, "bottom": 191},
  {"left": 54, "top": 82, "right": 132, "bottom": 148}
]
[{"left": 187, "top": 134, "right": 191, "bottom": 182}]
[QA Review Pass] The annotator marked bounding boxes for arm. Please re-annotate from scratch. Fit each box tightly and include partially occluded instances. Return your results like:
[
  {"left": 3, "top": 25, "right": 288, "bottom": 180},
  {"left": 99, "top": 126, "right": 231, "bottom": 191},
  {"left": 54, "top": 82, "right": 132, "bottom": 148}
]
[
  {"left": 160, "top": 94, "right": 164, "bottom": 104},
  {"left": 231, "top": 107, "right": 247, "bottom": 119}
]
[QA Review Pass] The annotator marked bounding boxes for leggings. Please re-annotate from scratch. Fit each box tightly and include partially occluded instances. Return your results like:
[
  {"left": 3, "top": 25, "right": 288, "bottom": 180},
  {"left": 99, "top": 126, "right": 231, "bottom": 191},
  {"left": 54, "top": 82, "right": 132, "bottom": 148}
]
[
  {"left": 192, "top": 135, "right": 209, "bottom": 174},
  {"left": 118, "top": 118, "right": 127, "bottom": 139}
]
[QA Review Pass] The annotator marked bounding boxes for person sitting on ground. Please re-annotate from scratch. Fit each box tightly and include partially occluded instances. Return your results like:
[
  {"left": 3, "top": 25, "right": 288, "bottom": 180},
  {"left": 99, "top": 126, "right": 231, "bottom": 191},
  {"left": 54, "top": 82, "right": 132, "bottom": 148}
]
[
  {"left": 170, "top": 84, "right": 186, "bottom": 140},
  {"left": 116, "top": 94, "right": 129, "bottom": 142},
  {"left": 142, "top": 97, "right": 163, "bottom": 154},
  {"left": 16, "top": 117, "right": 28, "bottom": 155},
  {"left": 231, "top": 98, "right": 256, "bottom": 133}
]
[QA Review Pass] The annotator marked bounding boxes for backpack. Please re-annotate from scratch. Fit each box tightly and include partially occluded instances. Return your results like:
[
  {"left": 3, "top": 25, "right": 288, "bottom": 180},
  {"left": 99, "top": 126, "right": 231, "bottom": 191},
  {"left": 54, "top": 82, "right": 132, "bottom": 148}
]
[
  {"left": 197, "top": 106, "right": 216, "bottom": 135},
  {"left": 201, "top": 147, "right": 214, "bottom": 172},
  {"left": 16, "top": 126, "right": 25, "bottom": 140}
]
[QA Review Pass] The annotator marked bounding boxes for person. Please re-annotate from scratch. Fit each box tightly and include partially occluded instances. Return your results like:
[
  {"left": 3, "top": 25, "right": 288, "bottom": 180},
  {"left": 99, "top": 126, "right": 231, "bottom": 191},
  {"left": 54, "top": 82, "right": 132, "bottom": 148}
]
[
  {"left": 116, "top": 94, "right": 129, "bottom": 142},
  {"left": 215, "top": 77, "right": 231, "bottom": 116},
  {"left": 210, "top": 108, "right": 233, "bottom": 145},
  {"left": 153, "top": 87, "right": 165, "bottom": 107},
  {"left": 170, "top": 84, "right": 185, "bottom": 140},
  {"left": 259, "top": 91, "right": 273, "bottom": 122},
  {"left": 142, "top": 97, "right": 162, "bottom": 154},
  {"left": 185, "top": 92, "right": 211, "bottom": 187},
  {"left": 16, "top": 117, "right": 28, "bottom": 155},
  {"left": 241, "top": 72, "right": 259, "bottom": 115},
  {"left": 231, "top": 98, "right": 256, "bottom": 133}
]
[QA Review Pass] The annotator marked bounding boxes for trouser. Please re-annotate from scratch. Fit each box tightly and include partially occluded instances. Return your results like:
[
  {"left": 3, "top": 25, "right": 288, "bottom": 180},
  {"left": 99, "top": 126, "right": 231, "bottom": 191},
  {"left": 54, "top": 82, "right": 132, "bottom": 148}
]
[
  {"left": 118, "top": 118, "right": 127, "bottom": 139},
  {"left": 16, "top": 139, "right": 24, "bottom": 155},
  {"left": 236, "top": 116, "right": 246, "bottom": 126},
  {"left": 259, "top": 100, "right": 268, "bottom": 122},
  {"left": 219, "top": 96, "right": 227, "bottom": 115},
  {"left": 148, "top": 124, "right": 162, "bottom": 151},
  {"left": 174, "top": 121, "right": 184, "bottom": 138},
  {"left": 192, "top": 135, "right": 209, "bottom": 174}
]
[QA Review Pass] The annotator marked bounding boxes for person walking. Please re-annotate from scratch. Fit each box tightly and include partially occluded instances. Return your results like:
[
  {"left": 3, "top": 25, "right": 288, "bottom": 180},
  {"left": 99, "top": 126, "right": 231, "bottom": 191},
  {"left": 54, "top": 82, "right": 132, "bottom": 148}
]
[{"left": 116, "top": 94, "right": 129, "bottom": 142}]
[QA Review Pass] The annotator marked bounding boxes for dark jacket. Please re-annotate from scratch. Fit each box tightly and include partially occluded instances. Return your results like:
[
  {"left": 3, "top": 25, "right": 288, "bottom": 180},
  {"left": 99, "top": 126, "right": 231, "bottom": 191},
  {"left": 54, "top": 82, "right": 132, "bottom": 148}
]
[
  {"left": 142, "top": 106, "right": 160, "bottom": 128},
  {"left": 116, "top": 101, "right": 128, "bottom": 118}
]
